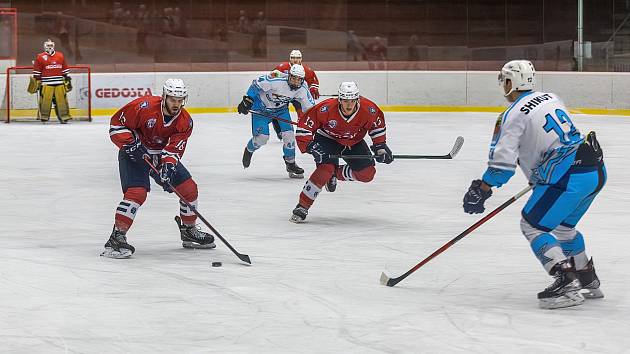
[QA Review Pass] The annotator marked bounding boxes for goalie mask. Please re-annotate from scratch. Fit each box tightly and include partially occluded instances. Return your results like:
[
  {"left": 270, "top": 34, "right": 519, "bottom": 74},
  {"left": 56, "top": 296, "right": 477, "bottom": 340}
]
[
  {"left": 43, "top": 39, "right": 55, "bottom": 55},
  {"left": 288, "top": 64, "right": 305, "bottom": 90},
  {"left": 498, "top": 60, "right": 535, "bottom": 96}
]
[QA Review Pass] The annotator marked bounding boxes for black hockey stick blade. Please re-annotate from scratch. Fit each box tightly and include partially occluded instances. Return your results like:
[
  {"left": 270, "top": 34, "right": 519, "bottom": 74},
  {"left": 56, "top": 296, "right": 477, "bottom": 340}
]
[
  {"left": 330, "top": 136, "right": 465, "bottom": 160},
  {"left": 143, "top": 157, "right": 251, "bottom": 264},
  {"left": 380, "top": 185, "right": 532, "bottom": 287}
]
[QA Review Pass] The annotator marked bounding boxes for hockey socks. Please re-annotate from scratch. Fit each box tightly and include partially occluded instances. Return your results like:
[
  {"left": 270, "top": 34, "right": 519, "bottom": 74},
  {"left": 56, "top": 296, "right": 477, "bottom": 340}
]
[
  {"left": 114, "top": 187, "right": 147, "bottom": 231},
  {"left": 335, "top": 165, "right": 375, "bottom": 183},
  {"left": 299, "top": 164, "right": 334, "bottom": 208},
  {"left": 174, "top": 178, "right": 198, "bottom": 225}
]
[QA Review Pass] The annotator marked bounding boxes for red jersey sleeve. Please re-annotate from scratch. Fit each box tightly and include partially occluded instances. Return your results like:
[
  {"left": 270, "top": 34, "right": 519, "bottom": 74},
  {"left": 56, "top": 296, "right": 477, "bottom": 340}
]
[
  {"left": 109, "top": 102, "right": 140, "bottom": 148},
  {"left": 304, "top": 65, "right": 319, "bottom": 90},
  {"left": 366, "top": 103, "right": 387, "bottom": 145},
  {"left": 60, "top": 53, "right": 69, "bottom": 77},
  {"left": 162, "top": 114, "right": 193, "bottom": 165},
  {"left": 295, "top": 104, "right": 322, "bottom": 153},
  {"left": 33, "top": 54, "right": 43, "bottom": 80}
]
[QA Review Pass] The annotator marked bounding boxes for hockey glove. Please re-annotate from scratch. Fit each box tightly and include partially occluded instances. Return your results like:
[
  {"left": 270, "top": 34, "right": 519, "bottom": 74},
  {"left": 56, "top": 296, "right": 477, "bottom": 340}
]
[
  {"left": 463, "top": 179, "right": 493, "bottom": 214},
  {"left": 371, "top": 143, "right": 393, "bottom": 164},
  {"left": 306, "top": 140, "right": 327, "bottom": 164},
  {"left": 122, "top": 140, "right": 149, "bottom": 163},
  {"left": 237, "top": 96, "right": 254, "bottom": 115},
  {"left": 309, "top": 86, "right": 320, "bottom": 100}
]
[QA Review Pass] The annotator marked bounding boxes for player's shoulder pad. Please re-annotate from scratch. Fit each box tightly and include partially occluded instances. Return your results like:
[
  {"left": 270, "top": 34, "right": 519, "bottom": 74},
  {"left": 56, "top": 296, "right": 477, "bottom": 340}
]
[
  {"left": 359, "top": 96, "right": 381, "bottom": 115},
  {"left": 176, "top": 110, "right": 193, "bottom": 131}
]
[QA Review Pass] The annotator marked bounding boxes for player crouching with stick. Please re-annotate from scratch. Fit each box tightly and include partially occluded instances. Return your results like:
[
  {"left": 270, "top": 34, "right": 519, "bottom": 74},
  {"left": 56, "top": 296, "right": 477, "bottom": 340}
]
[{"left": 290, "top": 81, "right": 393, "bottom": 223}]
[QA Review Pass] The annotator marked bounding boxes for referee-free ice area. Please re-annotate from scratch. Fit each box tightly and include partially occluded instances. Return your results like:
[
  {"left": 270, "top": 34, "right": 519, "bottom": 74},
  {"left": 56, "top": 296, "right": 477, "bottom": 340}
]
[{"left": 1, "top": 112, "right": 628, "bottom": 353}]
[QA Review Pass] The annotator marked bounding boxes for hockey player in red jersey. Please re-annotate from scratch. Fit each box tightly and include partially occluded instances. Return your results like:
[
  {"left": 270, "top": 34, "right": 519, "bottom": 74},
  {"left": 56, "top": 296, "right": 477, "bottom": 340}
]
[
  {"left": 290, "top": 81, "right": 393, "bottom": 222},
  {"left": 271, "top": 49, "right": 320, "bottom": 139},
  {"left": 32, "top": 39, "right": 72, "bottom": 123},
  {"left": 102, "top": 79, "right": 215, "bottom": 258}
]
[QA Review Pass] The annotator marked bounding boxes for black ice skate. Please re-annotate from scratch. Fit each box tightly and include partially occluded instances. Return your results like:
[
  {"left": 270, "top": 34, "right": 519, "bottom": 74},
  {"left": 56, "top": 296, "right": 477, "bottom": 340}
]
[
  {"left": 175, "top": 216, "right": 216, "bottom": 249},
  {"left": 577, "top": 258, "right": 604, "bottom": 299},
  {"left": 285, "top": 158, "right": 304, "bottom": 179},
  {"left": 101, "top": 227, "right": 135, "bottom": 259},
  {"left": 325, "top": 175, "right": 337, "bottom": 192},
  {"left": 242, "top": 147, "right": 253, "bottom": 168},
  {"left": 289, "top": 204, "right": 308, "bottom": 223},
  {"left": 537, "top": 259, "right": 585, "bottom": 309}
]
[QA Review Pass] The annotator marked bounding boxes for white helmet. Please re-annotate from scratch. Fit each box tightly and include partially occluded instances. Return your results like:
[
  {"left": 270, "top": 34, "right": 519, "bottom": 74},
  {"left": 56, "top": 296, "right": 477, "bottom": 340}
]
[
  {"left": 498, "top": 60, "right": 535, "bottom": 96},
  {"left": 289, "top": 49, "right": 302, "bottom": 60},
  {"left": 287, "top": 64, "right": 305, "bottom": 90},
  {"left": 338, "top": 81, "right": 360, "bottom": 100},
  {"left": 43, "top": 39, "right": 55, "bottom": 55},
  {"left": 162, "top": 78, "right": 188, "bottom": 99}
]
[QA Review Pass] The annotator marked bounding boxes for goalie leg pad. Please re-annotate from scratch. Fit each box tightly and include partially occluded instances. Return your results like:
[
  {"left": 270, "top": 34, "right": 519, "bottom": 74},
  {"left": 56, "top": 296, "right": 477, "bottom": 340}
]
[
  {"left": 39, "top": 85, "right": 56, "bottom": 121},
  {"left": 53, "top": 84, "right": 71, "bottom": 121}
]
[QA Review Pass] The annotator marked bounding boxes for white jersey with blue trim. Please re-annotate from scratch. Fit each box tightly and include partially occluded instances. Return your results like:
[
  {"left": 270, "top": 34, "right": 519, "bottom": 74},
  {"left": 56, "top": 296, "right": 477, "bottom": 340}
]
[
  {"left": 489, "top": 91, "right": 583, "bottom": 185},
  {"left": 249, "top": 74, "right": 315, "bottom": 112}
]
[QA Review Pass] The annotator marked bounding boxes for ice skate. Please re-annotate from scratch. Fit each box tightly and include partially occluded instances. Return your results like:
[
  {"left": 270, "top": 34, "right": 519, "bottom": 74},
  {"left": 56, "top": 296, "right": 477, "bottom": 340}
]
[
  {"left": 290, "top": 204, "right": 308, "bottom": 223},
  {"left": 325, "top": 175, "right": 337, "bottom": 192},
  {"left": 101, "top": 227, "right": 135, "bottom": 259},
  {"left": 242, "top": 147, "right": 253, "bottom": 168},
  {"left": 537, "top": 260, "right": 585, "bottom": 309},
  {"left": 577, "top": 258, "right": 604, "bottom": 299},
  {"left": 175, "top": 216, "right": 216, "bottom": 249},
  {"left": 285, "top": 159, "right": 304, "bottom": 179}
]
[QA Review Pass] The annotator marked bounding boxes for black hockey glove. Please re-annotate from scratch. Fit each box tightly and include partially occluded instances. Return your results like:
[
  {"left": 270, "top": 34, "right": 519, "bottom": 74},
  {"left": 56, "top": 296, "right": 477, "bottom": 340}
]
[
  {"left": 122, "top": 140, "right": 149, "bottom": 163},
  {"left": 463, "top": 179, "right": 493, "bottom": 214},
  {"left": 306, "top": 140, "right": 327, "bottom": 164},
  {"left": 371, "top": 143, "right": 393, "bottom": 164},
  {"left": 237, "top": 96, "right": 254, "bottom": 115}
]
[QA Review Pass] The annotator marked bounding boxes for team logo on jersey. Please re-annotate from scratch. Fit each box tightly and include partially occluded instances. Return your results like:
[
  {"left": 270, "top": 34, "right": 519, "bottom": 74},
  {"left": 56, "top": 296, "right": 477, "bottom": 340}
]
[
  {"left": 146, "top": 118, "right": 157, "bottom": 128},
  {"left": 152, "top": 136, "right": 164, "bottom": 144},
  {"left": 327, "top": 120, "right": 337, "bottom": 128},
  {"left": 43, "top": 55, "right": 48, "bottom": 61},
  {"left": 320, "top": 106, "right": 328, "bottom": 113},
  {"left": 140, "top": 101, "right": 149, "bottom": 109},
  {"left": 369, "top": 107, "right": 376, "bottom": 114}
]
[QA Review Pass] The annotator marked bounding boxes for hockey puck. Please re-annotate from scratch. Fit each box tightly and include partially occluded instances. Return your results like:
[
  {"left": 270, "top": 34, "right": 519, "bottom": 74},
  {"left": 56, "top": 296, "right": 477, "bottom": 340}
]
[{"left": 211, "top": 262, "right": 222, "bottom": 267}]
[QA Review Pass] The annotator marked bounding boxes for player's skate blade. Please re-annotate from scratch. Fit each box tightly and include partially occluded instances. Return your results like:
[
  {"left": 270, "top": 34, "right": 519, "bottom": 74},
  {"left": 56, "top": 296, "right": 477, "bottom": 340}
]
[
  {"left": 539, "top": 291, "right": 585, "bottom": 309},
  {"left": 100, "top": 247, "right": 133, "bottom": 259},
  {"left": 182, "top": 241, "right": 216, "bottom": 249},
  {"left": 581, "top": 288, "right": 604, "bottom": 299}
]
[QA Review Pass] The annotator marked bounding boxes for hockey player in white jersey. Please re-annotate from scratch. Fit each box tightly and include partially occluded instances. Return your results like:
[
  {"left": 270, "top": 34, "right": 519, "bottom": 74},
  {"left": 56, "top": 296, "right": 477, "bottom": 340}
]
[
  {"left": 237, "top": 64, "right": 315, "bottom": 178},
  {"left": 462, "top": 60, "right": 607, "bottom": 309}
]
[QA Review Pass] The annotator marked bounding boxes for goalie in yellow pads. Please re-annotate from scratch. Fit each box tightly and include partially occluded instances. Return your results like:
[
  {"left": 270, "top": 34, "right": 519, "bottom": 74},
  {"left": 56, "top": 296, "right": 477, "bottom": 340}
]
[{"left": 31, "top": 39, "right": 72, "bottom": 123}]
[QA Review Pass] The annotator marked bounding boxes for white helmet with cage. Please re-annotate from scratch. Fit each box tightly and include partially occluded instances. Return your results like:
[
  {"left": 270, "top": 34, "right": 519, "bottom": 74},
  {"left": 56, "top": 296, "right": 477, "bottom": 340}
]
[
  {"left": 338, "top": 81, "right": 360, "bottom": 100},
  {"left": 162, "top": 78, "right": 188, "bottom": 100},
  {"left": 498, "top": 60, "right": 535, "bottom": 96},
  {"left": 287, "top": 64, "right": 305, "bottom": 90},
  {"left": 43, "top": 39, "right": 55, "bottom": 55}
]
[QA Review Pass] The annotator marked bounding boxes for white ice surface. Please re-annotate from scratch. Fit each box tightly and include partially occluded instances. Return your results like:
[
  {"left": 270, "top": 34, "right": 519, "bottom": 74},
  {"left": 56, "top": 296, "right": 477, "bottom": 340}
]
[{"left": 1, "top": 112, "right": 628, "bottom": 353}]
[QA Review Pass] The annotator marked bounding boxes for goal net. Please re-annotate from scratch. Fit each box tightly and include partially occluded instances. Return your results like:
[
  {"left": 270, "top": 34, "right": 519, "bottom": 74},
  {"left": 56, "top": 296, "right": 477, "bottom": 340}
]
[{"left": 4, "top": 65, "right": 92, "bottom": 122}]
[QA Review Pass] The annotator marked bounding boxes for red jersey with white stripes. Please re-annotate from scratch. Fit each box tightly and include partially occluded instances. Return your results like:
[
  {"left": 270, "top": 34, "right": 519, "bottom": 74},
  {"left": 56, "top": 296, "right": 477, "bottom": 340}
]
[
  {"left": 274, "top": 62, "right": 319, "bottom": 93},
  {"left": 109, "top": 96, "right": 192, "bottom": 165},
  {"left": 33, "top": 51, "right": 69, "bottom": 86},
  {"left": 296, "top": 97, "right": 387, "bottom": 151}
]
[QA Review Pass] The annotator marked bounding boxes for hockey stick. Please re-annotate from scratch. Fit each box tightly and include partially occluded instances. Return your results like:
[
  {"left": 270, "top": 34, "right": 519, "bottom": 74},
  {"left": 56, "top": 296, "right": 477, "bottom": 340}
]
[
  {"left": 248, "top": 110, "right": 298, "bottom": 126},
  {"left": 143, "top": 156, "right": 251, "bottom": 264},
  {"left": 380, "top": 184, "right": 532, "bottom": 287},
  {"left": 330, "top": 136, "right": 465, "bottom": 160}
]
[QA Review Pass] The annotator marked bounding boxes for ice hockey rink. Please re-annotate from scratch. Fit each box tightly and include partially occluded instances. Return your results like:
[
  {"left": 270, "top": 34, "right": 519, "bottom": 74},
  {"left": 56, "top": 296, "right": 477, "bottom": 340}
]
[{"left": 1, "top": 112, "right": 628, "bottom": 353}]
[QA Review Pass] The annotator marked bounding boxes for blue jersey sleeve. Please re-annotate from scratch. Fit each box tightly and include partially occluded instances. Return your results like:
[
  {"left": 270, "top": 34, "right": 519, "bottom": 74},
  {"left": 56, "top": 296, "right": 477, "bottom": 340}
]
[{"left": 482, "top": 167, "right": 515, "bottom": 187}]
